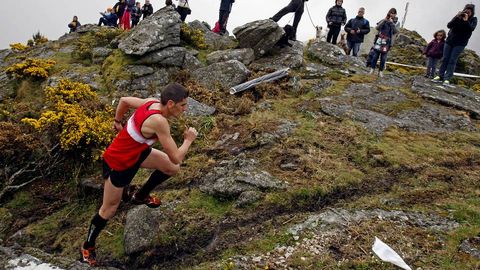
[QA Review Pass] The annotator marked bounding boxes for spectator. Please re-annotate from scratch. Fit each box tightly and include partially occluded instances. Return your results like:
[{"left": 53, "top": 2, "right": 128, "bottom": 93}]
[
  {"left": 131, "top": 2, "right": 142, "bottom": 27},
  {"left": 271, "top": 0, "right": 308, "bottom": 41},
  {"left": 142, "top": 0, "right": 154, "bottom": 19},
  {"left": 98, "top": 8, "right": 118, "bottom": 27},
  {"left": 326, "top": 0, "right": 347, "bottom": 44},
  {"left": 369, "top": 8, "right": 400, "bottom": 78},
  {"left": 165, "top": 0, "right": 174, "bottom": 6},
  {"left": 113, "top": 0, "right": 127, "bottom": 25},
  {"left": 176, "top": 0, "right": 191, "bottom": 22},
  {"left": 433, "top": 4, "right": 477, "bottom": 85},
  {"left": 218, "top": 0, "right": 235, "bottom": 35},
  {"left": 344, "top": 7, "right": 370, "bottom": 56},
  {"left": 424, "top": 30, "right": 446, "bottom": 78},
  {"left": 120, "top": 0, "right": 135, "bottom": 30},
  {"left": 68, "top": 16, "right": 81, "bottom": 33}
]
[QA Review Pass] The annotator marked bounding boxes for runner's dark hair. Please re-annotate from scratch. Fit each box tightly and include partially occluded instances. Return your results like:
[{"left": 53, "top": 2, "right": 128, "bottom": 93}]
[{"left": 160, "top": 83, "right": 189, "bottom": 105}]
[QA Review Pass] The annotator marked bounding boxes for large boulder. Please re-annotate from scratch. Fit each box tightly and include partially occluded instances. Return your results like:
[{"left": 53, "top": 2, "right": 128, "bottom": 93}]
[
  {"left": 206, "top": 48, "right": 255, "bottom": 65},
  {"left": 124, "top": 206, "right": 165, "bottom": 255},
  {"left": 191, "top": 60, "right": 250, "bottom": 90},
  {"left": 186, "top": 97, "right": 216, "bottom": 116},
  {"left": 119, "top": 6, "right": 181, "bottom": 56},
  {"left": 188, "top": 20, "right": 237, "bottom": 51},
  {"left": 306, "top": 40, "right": 346, "bottom": 66},
  {"left": 136, "top": 46, "right": 187, "bottom": 66},
  {"left": 250, "top": 41, "right": 304, "bottom": 71},
  {"left": 129, "top": 67, "right": 178, "bottom": 94},
  {"left": 233, "top": 20, "right": 284, "bottom": 58}
]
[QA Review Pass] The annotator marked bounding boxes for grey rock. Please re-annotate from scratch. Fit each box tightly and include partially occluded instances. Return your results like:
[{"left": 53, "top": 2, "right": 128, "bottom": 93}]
[
  {"left": 136, "top": 46, "right": 186, "bottom": 66},
  {"left": 302, "top": 63, "right": 331, "bottom": 79},
  {"left": 0, "top": 49, "right": 12, "bottom": 67},
  {"left": 119, "top": 6, "right": 181, "bottom": 56},
  {"left": 306, "top": 40, "right": 346, "bottom": 66},
  {"left": 92, "top": 47, "right": 112, "bottom": 58},
  {"left": 58, "top": 45, "right": 75, "bottom": 54},
  {"left": 46, "top": 68, "right": 102, "bottom": 90},
  {"left": 75, "top": 24, "right": 103, "bottom": 34},
  {"left": 199, "top": 154, "right": 288, "bottom": 199},
  {"left": 460, "top": 237, "right": 480, "bottom": 259},
  {"left": 235, "top": 190, "right": 264, "bottom": 208},
  {"left": 310, "top": 79, "right": 333, "bottom": 95},
  {"left": 191, "top": 60, "right": 250, "bottom": 90},
  {"left": 130, "top": 67, "right": 178, "bottom": 93},
  {"left": 186, "top": 97, "right": 216, "bottom": 116},
  {"left": 188, "top": 20, "right": 237, "bottom": 51},
  {"left": 183, "top": 52, "right": 204, "bottom": 70},
  {"left": 233, "top": 19, "right": 284, "bottom": 58},
  {"left": 250, "top": 41, "right": 304, "bottom": 71},
  {"left": 206, "top": 48, "right": 255, "bottom": 65},
  {"left": 125, "top": 65, "right": 155, "bottom": 78},
  {"left": 412, "top": 77, "right": 480, "bottom": 119},
  {"left": 124, "top": 206, "right": 165, "bottom": 255}
]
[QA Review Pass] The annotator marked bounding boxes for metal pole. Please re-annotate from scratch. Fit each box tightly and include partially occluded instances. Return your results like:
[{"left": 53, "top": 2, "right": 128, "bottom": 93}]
[{"left": 401, "top": 2, "right": 409, "bottom": 29}]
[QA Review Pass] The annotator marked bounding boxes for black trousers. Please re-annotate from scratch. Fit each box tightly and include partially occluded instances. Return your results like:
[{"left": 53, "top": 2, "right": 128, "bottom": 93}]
[
  {"left": 327, "top": 25, "right": 341, "bottom": 44},
  {"left": 177, "top": 6, "right": 189, "bottom": 22},
  {"left": 271, "top": 0, "right": 304, "bottom": 33},
  {"left": 219, "top": 10, "right": 230, "bottom": 34}
]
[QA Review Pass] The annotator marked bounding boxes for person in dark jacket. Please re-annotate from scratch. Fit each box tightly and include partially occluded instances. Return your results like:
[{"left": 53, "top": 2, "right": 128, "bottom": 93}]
[
  {"left": 369, "top": 8, "right": 400, "bottom": 77},
  {"left": 98, "top": 8, "right": 118, "bottom": 27},
  {"left": 344, "top": 7, "right": 370, "bottom": 56},
  {"left": 326, "top": 0, "right": 347, "bottom": 44},
  {"left": 424, "top": 30, "right": 446, "bottom": 78},
  {"left": 271, "top": 0, "right": 308, "bottom": 40},
  {"left": 131, "top": 2, "right": 142, "bottom": 27},
  {"left": 68, "top": 16, "right": 81, "bottom": 33},
  {"left": 433, "top": 4, "right": 477, "bottom": 85},
  {"left": 113, "top": 0, "right": 126, "bottom": 24},
  {"left": 142, "top": 0, "right": 154, "bottom": 19},
  {"left": 218, "top": 0, "right": 235, "bottom": 35},
  {"left": 176, "top": 0, "right": 191, "bottom": 22}
]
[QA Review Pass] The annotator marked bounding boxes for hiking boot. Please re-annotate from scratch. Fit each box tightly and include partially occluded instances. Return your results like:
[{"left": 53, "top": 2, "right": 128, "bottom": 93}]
[
  {"left": 443, "top": 80, "right": 450, "bottom": 85},
  {"left": 122, "top": 185, "right": 138, "bottom": 203},
  {"left": 132, "top": 193, "right": 161, "bottom": 208},
  {"left": 432, "top": 76, "right": 442, "bottom": 82},
  {"left": 81, "top": 243, "right": 96, "bottom": 266},
  {"left": 368, "top": 68, "right": 374, "bottom": 75}
]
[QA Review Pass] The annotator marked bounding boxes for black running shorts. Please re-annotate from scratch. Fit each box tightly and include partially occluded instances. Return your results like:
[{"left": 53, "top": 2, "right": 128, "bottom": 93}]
[{"left": 102, "top": 148, "right": 152, "bottom": 188}]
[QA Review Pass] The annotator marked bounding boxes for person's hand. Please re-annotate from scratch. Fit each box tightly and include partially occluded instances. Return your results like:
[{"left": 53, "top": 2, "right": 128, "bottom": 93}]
[
  {"left": 113, "top": 121, "right": 123, "bottom": 132},
  {"left": 356, "top": 29, "right": 361, "bottom": 33},
  {"left": 463, "top": 13, "right": 469, "bottom": 21},
  {"left": 350, "top": 30, "right": 355, "bottom": 34},
  {"left": 184, "top": 127, "right": 198, "bottom": 142},
  {"left": 328, "top": 22, "right": 333, "bottom": 25}
]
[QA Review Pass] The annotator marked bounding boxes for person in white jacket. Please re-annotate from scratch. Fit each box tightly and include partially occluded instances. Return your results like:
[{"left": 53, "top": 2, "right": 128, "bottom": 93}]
[{"left": 176, "top": 0, "right": 191, "bottom": 22}]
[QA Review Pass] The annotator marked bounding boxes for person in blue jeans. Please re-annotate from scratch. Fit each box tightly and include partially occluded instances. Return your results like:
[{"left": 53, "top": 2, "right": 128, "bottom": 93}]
[
  {"left": 344, "top": 7, "right": 370, "bottom": 56},
  {"left": 433, "top": 4, "right": 477, "bottom": 85},
  {"left": 369, "top": 8, "right": 399, "bottom": 78}
]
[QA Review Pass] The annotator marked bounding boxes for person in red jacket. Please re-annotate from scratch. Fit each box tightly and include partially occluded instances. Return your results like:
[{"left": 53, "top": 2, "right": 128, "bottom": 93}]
[
  {"left": 424, "top": 30, "right": 446, "bottom": 78},
  {"left": 81, "top": 83, "right": 198, "bottom": 266}
]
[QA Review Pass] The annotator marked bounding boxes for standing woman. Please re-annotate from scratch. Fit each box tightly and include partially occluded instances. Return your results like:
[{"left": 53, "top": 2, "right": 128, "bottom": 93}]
[
  {"left": 433, "top": 4, "right": 477, "bottom": 85},
  {"left": 369, "top": 8, "right": 400, "bottom": 78},
  {"left": 176, "top": 0, "right": 191, "bottom": 22}
]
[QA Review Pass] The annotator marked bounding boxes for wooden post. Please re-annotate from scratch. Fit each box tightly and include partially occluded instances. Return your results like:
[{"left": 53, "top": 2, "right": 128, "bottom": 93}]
[{"left": 401, "top": 2, "right": 410, "bottom": 29}]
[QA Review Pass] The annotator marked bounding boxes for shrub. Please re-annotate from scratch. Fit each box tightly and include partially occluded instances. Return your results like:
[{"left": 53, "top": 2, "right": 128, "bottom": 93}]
[
  {"left": 72, "top": 28, "right": 123, "bottom": 62},
  {"left": 22, "top": 80, "right": 114, "bottom": 161},
  {"left": 32, "top": 31, "right": 48, "bottom": 46},
  {"left": 5, "top": 58, "right": 56, "bottom": 80},
  {"left": 9, "top": 43, "right": 29, "bottom": 52},
  {"left": 180, "top": 23, "right": 208, "bottom": 50}
]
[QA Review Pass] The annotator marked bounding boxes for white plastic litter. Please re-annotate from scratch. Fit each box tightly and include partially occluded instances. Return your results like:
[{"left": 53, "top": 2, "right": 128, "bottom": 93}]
[{"left": 372, "top": 237, "right": 412, "bottom": 270}]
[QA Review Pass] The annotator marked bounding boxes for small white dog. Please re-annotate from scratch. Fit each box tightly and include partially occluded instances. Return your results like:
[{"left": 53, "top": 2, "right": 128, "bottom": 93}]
[{"left": 316, "top": 26, "right": 327, "bottom": 42}]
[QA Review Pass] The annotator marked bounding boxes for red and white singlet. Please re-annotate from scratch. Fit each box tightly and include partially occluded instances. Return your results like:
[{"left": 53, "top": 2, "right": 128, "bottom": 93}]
[{"left": 103, "top": 101, "right": 161, "bottom": 171}]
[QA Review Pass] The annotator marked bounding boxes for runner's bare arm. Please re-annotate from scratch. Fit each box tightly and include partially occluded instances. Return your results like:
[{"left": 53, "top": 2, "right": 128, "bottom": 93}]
[
  {"left": 114, "top": 97, "right": 158, "bottom": 121},
  {"left": 154, "top": 116, "right": 196, "bottom": 164}
]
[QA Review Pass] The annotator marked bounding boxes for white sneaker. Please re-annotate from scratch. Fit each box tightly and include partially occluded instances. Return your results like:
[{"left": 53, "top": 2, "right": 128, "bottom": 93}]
[
  {"left": 432, "top": 76, "right": 442, "bottom": 82},
  {"left": 379, "top": 71, "right": 384, "bottom": 78},
  {"left": 368, "top": 69, "right": 374, "bottom": 75},
  {"left": 443, "top": 80, "right": 450, "bottom": 85}
]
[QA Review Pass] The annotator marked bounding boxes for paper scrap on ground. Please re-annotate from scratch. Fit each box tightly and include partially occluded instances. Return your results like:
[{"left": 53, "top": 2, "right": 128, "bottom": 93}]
[{"left": 372, "top": 237, "right": 412, "bottom": 270}]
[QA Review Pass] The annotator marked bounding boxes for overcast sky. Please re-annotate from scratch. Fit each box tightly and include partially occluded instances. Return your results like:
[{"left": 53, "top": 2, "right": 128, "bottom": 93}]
[{"left": 0, "top": 0, "right": 479, "bottom": 54}]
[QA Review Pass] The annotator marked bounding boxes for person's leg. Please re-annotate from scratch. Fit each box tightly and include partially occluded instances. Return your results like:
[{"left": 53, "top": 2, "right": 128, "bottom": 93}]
[
  {"left": 326, "top": 27, "right": 334, "bottom": 43},
  {"left": 426, "top": 57, "right": 433, "bottom": 77},
  {"left": 292, "top": 4, "right": 304, "bottom": 36},
  {"left": 379, "top": 52, "right": 388, "bottom": 71},
  {"left": 219, "top": 10, "right": 230, "bottom": 34},
  {"left": 438, "top": 43, "right": 453, "bottom": 80},
  {"left": 371, "top": 50, "right": 380, "bottom": 70},
  {"left": 431, "top": 58, "right": 439, "bottom": 78},
  {"left": 271, "top": 1, "right": 297, "bottom": 22},
  {"left": 98, "top": 18, "right": 104, "bottom": 26},
  {"left": 444, "top": 45, "right": 465, "bottom": 81},
  {"left": 331, "top": 26, "right": 341, "bottom": 45},
  {"left": 352, "top": 43, "right": 361, "bottom": 56}
]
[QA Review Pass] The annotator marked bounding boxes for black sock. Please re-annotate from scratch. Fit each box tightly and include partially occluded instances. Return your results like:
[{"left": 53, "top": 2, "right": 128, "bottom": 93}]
[
  {"left": 135, "top": 170, "right": 170, "bottom": 199},
  {"left": 84, "top": 213, "right": 108, "bottom": 248}
]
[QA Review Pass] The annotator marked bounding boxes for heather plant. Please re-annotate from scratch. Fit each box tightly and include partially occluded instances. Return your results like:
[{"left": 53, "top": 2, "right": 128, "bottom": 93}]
[
  {"left": 5, "top": 58, "right": 56, "bottom": 80},
  {"left": 22, "top": 80, "right": 114, "bottom": 160}
]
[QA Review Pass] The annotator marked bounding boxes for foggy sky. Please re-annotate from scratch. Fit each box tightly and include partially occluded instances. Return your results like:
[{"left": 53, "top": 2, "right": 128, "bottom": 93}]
[{"left": 0, "top": 0, "right": 479, "bottom": 55}]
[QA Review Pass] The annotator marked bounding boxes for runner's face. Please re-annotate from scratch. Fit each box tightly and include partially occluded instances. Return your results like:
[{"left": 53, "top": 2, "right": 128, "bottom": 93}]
[{"left": 171, "top": 99, "right": 188, "bottom": 117}]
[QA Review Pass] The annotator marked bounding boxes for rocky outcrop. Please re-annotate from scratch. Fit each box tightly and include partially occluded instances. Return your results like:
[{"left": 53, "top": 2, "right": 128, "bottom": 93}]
[
  {"left": 306, "top": 40, "right": 346, "bottom": 66},
  {"left": 206, "top": 48, "right": 255, "bottom": 65},
  {"left": 119, "top": 6, "right": 181, "bottom": 55},
  {"left": 233, "top": 20, "right": 284, "bottom": 58},
  {"left": 136, "top": 46, "right": 187, "bottom": 66},
  {"left": 191, "top": 60, "right": 250, "bottom": 90},
  {"left": 188, "top": 20, "right": 237, "bottom": 51},
  {"left": 199, "top": 154, "right": 288, "bottom": 205},
  {"left": 186, "top": 97, "right": 216, "bottom": 116},
  {"left": 124, "top": 206, "right": 165, "bottom": 255},
  {"left": 250, "top": 41, "right": 304, "bottom": 71},
  {"left": 412, "top": 77, "right": 480, "bottom": 119}
]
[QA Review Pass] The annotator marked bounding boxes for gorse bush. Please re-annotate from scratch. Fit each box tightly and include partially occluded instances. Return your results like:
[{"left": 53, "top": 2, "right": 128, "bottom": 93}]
[
  {"left": 22, "top": 80, "right": 114, "bottom": 160},
  {"left": 9, "top": 43, "right": 29, "bottom": 52},
  {"left": 5, "top": 58, "right": 56, "bottom": 79},
  {"left": 180, "top": 23, "right": 208, "bottom": 50}
]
